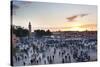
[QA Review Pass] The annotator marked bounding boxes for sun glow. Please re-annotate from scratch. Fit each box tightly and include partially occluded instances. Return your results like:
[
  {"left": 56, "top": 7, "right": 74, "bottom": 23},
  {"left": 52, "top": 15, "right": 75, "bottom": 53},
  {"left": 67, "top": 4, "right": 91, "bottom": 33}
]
[{"left": 70, "top": 26, "right": 85, "bottom": 31}]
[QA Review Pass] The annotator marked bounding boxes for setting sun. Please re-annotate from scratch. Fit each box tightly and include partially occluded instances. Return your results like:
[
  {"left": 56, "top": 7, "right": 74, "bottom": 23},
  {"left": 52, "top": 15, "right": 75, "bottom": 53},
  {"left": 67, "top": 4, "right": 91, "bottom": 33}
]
[{"left": 69, "top": 26, "right": 85, "bottom": 31}]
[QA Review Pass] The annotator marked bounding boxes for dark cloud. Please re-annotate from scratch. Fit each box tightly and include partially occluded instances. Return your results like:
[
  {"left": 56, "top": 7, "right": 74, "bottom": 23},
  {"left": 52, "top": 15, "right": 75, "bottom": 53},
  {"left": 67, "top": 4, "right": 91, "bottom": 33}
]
[
  {"left": 11, "top": 1, "right": 20, "bottom": 16},
  {"left": 66, "top": 13, "right": 89, "bottom": 22},
  {"left": 80, "top": 14, "right": 88, "bottom": 17},
  {"left": 66, "top": 15, "right": 78, "bottom": 22},
  {"left": 19, "top": 1, "right": 33, "bottom": 7},
  {"left": 12, "top": 4, "right": 19, "bottom": 9},
  {"left": 11, "top": 1, "right": 32, "bottom": 16}
]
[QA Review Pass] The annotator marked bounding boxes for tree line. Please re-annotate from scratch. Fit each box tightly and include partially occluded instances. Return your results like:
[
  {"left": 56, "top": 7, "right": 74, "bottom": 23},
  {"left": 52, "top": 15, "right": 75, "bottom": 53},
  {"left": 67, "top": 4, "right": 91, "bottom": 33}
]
[
  {"left": 11, "top": 25, "right": 52, "bottom": 38},
  {"left": 34, "top": 29, "right": 52, "bottom": 38},
  {"left": 11, "top": 25, "right": 29, "bottom": 37}
]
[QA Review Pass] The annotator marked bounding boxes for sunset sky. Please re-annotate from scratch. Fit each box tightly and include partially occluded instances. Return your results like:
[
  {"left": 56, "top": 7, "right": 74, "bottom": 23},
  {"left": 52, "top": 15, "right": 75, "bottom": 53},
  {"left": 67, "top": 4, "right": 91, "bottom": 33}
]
[{"left": 12, "top": 1, "right": 97, "bottom": 32}]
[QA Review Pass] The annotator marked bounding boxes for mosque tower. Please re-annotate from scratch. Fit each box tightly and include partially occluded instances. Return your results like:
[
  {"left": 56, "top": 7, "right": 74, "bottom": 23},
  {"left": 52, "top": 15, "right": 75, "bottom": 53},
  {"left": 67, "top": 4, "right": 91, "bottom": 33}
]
[{"left": 28, "top": 21, "right": 32, "bottom": 37}]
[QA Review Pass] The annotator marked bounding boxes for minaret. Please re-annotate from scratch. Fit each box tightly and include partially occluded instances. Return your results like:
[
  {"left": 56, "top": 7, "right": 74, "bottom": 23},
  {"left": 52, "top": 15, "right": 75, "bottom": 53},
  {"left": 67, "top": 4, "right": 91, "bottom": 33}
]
[{"left": 28, "top": 22, "right": 31, "bottom": 37}]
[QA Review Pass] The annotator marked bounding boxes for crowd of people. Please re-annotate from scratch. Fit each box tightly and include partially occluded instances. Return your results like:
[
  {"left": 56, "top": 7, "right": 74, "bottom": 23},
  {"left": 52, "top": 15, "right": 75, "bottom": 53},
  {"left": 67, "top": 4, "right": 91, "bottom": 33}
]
[{"left": 12, "top": 35, "right": 97, "bottom": 66}]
